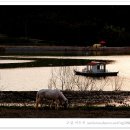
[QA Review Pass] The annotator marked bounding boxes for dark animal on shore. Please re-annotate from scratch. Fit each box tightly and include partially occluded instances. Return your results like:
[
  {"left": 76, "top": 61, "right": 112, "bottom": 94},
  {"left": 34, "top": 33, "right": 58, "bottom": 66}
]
[{"left": 35, "top": 89, "right": 68, "bottom": 110}]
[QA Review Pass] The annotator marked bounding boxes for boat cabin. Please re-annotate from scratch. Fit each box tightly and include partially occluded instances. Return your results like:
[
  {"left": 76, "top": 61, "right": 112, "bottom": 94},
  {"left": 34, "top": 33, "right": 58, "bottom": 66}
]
[{"left": 82, "top": 61, "right": 106, "bottom": 73}]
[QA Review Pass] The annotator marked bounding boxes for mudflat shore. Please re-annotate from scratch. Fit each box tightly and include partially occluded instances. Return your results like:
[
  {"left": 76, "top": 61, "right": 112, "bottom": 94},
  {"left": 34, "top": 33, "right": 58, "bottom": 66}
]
[
  {"left": 0, "top": 91, "right": 130, "bottom": 105},
  {"left": 1, "top": 107, "right": 130, "bottom": 118},
  {"left": 0, "top": 91, "right": 130, "bottom": 118}
]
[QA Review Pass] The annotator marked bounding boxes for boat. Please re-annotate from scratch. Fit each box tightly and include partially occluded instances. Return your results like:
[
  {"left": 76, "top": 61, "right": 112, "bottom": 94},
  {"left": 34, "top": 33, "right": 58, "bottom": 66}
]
[{"left": 74, "top": 61, "right": 118, "bottom": 77}]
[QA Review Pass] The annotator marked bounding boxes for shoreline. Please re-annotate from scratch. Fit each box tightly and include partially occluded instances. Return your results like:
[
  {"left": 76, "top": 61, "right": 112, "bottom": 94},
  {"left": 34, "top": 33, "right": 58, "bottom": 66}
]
[
  {"left": 0, "top": 91, "right": 130, "bottom": 118},
  {"left": 0, "top": 91, "right": 130, "bottom": 105},
  {"left": 1, "top": 45, "right": 130, "bottom": 55}
]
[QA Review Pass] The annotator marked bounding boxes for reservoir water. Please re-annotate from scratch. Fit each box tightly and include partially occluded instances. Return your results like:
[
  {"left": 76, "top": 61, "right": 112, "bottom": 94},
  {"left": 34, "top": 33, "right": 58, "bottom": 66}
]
[{"left": 0, "top": 55, "right": 130, "bottom": 91}]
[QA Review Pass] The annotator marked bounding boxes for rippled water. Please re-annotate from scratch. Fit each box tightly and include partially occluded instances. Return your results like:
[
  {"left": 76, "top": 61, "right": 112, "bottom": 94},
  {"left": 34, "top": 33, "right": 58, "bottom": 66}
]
[{"left": 0, "top": 55, "right": 130, "bottom": 91}]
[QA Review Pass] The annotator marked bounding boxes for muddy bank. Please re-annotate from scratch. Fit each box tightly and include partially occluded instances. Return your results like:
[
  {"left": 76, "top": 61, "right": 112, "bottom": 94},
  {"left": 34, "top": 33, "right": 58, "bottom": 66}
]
[
  {"left": 0, "top": 91, "right": 130, "bottom": 118},
  {"left": 0, "top": 91, "right": 130, "bottom": 106},
  {"left": 1, "top": 107, "right": 130, "bottom": 118},
  {"left": 0, "top": 55, "right": 113, "bottom": 69}
]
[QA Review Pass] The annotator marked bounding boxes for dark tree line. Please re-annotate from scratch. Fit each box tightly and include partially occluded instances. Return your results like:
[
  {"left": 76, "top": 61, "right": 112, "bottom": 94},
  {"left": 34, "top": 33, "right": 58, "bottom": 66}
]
[{"left": 0, "top": 5, "right": 130, "bottom": 46}]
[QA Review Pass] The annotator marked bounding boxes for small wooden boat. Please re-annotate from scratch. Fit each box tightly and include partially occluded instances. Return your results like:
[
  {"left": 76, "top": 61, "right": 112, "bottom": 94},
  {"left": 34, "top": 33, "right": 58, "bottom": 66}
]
[{"left": 74, "top": 61, "right": 118, "bottom": 77}]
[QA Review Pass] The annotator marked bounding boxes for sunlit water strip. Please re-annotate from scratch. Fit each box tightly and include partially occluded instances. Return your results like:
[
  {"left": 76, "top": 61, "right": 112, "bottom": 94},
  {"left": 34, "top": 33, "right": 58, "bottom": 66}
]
[
  {"left": 0, "top": 55, "right": 130, "bottom": 91},
  {"left": 0, "top": 60, "right": 34, "bottom": 64}
]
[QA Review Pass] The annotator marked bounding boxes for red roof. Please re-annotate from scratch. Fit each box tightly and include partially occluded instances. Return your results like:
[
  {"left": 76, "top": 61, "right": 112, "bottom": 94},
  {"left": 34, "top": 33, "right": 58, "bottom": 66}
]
[
  {"left": 87, "top": 61, "right": 105, "bottom": 65},
  {"left": 99, "top": 40, "right": 106, "bottom": 45}
]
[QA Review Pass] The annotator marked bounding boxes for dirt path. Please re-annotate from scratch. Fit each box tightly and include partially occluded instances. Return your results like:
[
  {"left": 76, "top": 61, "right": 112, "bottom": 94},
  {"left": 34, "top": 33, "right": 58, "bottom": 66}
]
[{"left": 0, "top": 107, "right": 130, "bottom": 118}]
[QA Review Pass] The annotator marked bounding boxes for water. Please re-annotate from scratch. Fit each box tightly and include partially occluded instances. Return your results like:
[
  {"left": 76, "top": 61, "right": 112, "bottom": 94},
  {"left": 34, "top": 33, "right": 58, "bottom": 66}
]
[
  {"left": 0, "top": 55, "right": 130, "bottom": 91},
  {"left": 0, "top": 59, "right": 33, "bottom": 64}
]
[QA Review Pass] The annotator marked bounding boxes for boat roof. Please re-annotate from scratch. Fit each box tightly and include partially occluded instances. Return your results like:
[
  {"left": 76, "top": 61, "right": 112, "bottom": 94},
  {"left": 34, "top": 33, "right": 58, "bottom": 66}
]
[{"left": 87, "top": 61, "right": 106, "bottom": 65}]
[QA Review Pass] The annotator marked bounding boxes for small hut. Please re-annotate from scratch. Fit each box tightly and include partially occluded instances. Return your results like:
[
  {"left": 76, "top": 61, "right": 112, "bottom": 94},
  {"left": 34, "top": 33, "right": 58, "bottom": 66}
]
[
  {"left": 82, "top": 61, "right": 106, "bottom": 73},
  {"left": 92, "top": 40, "right": 106, "bottom": 48},
  {"left": 92, "top": 44, "right": 102, "bottom": 48}
]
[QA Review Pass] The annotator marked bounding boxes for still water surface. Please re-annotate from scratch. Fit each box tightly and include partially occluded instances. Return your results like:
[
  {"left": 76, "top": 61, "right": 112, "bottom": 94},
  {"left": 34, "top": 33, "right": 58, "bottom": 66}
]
[
  {"left": 0, "top": 55, "right": 130, "bottom": 91},
  {"left": 0, "top": 60, "right": 33, "bottom": 64}
]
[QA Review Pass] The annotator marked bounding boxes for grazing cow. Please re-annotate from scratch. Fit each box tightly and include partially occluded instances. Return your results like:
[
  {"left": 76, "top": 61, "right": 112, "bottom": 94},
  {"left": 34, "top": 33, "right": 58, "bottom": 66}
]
[{"left": 35, "top": 89, "right": 68, "bottom": 110}]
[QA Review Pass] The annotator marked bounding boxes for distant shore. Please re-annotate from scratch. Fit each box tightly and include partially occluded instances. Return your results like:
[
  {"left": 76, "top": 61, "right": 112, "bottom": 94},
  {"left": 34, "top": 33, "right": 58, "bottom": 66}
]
[{"left": 0, "top": 45, "right": 130, "bottom": 55}]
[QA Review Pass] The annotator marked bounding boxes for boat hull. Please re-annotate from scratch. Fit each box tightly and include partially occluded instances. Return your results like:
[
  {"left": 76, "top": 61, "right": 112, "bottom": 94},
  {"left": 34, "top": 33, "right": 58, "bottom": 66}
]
[{"left": 74, "top": 70, "right": 118, "bottom": 77}]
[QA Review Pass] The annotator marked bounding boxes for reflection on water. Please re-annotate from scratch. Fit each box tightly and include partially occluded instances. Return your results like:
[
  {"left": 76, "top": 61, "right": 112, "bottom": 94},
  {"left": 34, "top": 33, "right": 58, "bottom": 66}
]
[
  {"left": 0, "top": 67, "right": 51, "bottom": 91},
  {"left": 0, "top": 60, "right": 33, "bottom": 64},
  {"left": 0, "top": 55, "right": 130, "bottom": 91}
]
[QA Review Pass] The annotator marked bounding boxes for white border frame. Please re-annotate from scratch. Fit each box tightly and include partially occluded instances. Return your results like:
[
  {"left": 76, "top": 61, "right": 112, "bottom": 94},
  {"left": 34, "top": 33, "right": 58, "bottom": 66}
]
[
  {"left": 0, "top": 0, "right": 130, "bottom": 5},
  {"left": 0, "top": 118, "right": 130, "bottom": 129},
  {"left": 0, "top": 1, "right": 130, "bottom": 129}
]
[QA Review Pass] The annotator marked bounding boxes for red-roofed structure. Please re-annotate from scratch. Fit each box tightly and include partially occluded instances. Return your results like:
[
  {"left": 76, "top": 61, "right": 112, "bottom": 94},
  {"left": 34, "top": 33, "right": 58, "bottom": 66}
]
[
  {"left": 87, "top": 61, "right": 106, "bottom": 65},
  {"left": 99, "top": 40, "right": 106, "bottom": 46},
  {"left": 74, "top": 61, "right": 118, "bottom": 77}
]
